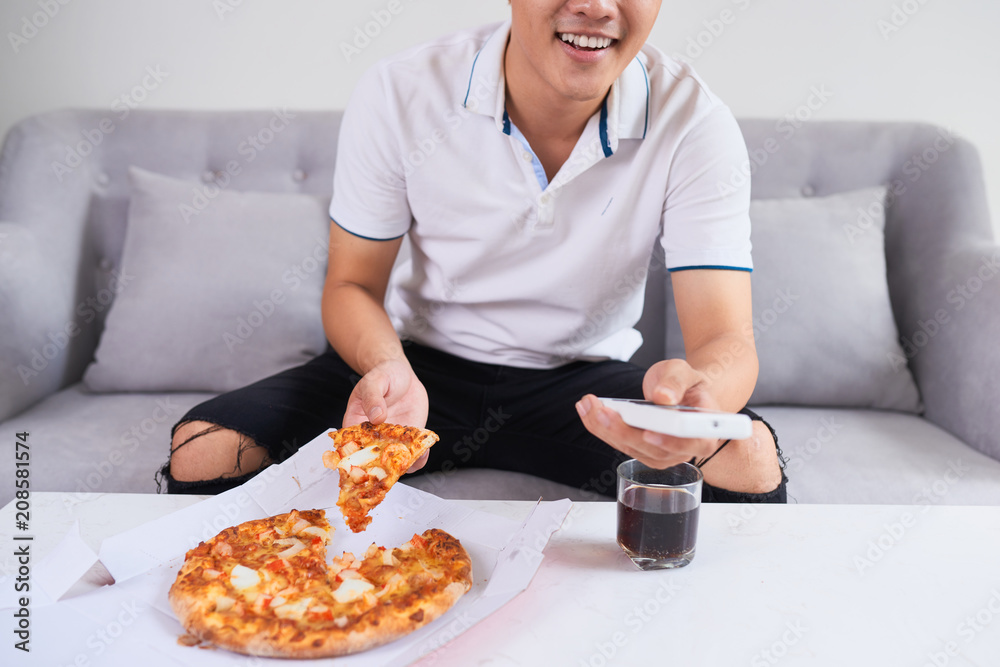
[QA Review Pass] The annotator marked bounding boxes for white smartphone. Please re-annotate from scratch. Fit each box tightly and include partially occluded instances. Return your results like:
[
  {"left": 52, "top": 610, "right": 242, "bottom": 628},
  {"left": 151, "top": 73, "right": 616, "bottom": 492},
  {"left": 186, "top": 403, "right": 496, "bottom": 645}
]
[{"left": 598, "top": 398, "right": 753, "bottom": 440}]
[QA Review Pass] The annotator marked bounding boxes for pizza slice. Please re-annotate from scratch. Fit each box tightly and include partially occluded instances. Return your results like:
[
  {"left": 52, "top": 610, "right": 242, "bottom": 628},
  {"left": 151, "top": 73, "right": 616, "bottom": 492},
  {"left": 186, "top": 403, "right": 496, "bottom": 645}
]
[{"left": 322, "top": 422, "right": 439, "bottom": 532}]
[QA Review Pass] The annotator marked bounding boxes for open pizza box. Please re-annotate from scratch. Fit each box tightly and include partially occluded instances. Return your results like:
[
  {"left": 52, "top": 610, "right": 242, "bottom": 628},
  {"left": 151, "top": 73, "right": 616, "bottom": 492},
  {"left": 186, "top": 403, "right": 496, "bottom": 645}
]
[{"left": 6, "top": 429, "right": 571, "bottom": 666}]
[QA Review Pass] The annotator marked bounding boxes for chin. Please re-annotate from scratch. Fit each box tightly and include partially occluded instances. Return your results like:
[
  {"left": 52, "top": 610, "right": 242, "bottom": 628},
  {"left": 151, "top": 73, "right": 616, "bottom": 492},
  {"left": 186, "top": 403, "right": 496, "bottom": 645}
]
[{"left": 558, "top": 79, "right": 615, "bottom": 103}]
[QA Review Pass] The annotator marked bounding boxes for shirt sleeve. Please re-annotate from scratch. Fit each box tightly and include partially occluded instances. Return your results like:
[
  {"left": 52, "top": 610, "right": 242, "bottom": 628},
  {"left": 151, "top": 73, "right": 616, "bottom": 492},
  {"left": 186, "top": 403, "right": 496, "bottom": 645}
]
[
  {"left": 659, "top": 103, "right": 753, "bottom": 272},
  {"left": 328, "top": 65, "right": 412, "bottom": 240}
]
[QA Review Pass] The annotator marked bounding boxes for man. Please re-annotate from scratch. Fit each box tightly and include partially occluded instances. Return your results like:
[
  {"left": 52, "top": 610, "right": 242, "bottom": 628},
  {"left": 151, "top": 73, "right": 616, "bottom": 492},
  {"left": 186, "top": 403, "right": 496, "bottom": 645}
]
[{"left": 162, "top": 0, "right": 786, "bottom": 503}]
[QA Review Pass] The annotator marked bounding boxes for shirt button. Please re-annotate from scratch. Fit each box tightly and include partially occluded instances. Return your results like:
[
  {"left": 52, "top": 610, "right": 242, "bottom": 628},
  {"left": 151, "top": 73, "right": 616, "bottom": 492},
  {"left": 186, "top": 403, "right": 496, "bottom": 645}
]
[
  {"left": 522, "top": 152, "right": 533, "bottom": 162},
  {"left": 540, "top": 193, "right": 551, "bottom": 204}
]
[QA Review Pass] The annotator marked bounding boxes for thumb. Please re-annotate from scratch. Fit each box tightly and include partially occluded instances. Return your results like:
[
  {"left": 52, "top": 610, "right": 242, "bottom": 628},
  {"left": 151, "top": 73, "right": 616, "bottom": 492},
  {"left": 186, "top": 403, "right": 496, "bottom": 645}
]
[
  {"left": 646, "top": 360, "right": 700, "bottom": 405},
  {"left": 355, "top": 373, "right": 389, "bottom": 424}
]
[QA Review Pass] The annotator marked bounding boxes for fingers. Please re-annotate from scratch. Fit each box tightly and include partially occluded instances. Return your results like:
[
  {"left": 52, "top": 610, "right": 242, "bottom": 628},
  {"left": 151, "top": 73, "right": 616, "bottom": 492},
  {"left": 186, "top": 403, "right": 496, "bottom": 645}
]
[
  {"left": 575, "top": 394, "right": 695, "bottom": 469},
  {"left": 342, "top": 359, "right": 430, "bottom": 430},
  {"left": 406, "top": 451, "right": 429, "bottom": 474}
]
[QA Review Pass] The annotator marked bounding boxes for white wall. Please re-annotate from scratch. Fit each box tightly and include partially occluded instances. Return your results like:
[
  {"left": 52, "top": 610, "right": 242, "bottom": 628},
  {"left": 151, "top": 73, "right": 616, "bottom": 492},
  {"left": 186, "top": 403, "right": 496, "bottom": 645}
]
[{"left": 1, "top": 0, "right": 997, "bottom": 235}]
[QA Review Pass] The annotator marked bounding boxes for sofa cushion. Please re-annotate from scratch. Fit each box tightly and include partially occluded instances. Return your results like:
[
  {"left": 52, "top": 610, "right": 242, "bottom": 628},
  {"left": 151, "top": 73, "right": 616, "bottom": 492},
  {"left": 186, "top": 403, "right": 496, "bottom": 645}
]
[
  {"left": 0, "top": 384, "right": 213, "bottom": 501},
  {"left": 83, "top": 167, "right": 330, "bottom": 393},
  {"left": 668, "top": 186, "right": 921, "bottom": 412},
  {"left": 762, "top": 406, "right": 1000, "bottom": 505}
]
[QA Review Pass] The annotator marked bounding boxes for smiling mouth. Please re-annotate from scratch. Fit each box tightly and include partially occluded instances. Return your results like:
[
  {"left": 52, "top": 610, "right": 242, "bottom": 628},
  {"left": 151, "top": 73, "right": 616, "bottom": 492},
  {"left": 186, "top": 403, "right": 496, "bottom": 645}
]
[{"left": 558, "top": 32, "right": 616, "bottom": 51}]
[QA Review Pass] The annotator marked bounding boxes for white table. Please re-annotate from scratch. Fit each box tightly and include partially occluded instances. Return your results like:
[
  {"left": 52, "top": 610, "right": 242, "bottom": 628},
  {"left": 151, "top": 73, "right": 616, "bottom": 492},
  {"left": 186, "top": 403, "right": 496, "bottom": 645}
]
[{"left": 3, "top": 493, "right": 999, "bottom": 665}]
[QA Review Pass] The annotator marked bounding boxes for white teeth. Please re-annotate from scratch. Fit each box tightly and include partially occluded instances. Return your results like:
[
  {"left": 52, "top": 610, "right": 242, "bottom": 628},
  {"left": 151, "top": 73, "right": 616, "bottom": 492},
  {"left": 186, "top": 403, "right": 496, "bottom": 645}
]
[{"left": 559, "top": 33, "right": 612, "bottom": 50}]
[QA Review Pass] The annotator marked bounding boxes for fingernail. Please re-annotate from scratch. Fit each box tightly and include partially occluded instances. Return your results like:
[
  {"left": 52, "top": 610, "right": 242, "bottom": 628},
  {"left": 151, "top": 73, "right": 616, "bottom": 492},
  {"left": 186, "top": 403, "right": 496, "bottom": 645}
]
[
  {"left": 369, "top": 406, "right": 383, "bottom": 420},
  {"left": 575, "top": 400, "right": 589, "bottom": 417},
  {"left": 643, "top": 431, "right": 664, "bottom": 446}
]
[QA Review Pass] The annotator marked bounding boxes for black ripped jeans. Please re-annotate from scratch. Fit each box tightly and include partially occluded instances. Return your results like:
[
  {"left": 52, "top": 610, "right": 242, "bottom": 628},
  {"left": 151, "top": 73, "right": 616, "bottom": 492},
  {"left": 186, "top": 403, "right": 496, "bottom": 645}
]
[{"left": 159, "top": 342, "right": 787, "bottom": 503}]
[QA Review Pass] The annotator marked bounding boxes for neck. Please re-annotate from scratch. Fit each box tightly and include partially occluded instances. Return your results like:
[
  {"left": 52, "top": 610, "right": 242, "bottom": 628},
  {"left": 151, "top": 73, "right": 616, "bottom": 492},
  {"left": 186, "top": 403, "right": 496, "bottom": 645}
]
[{"left": 503, "top": 39, "right": 607, "bottom": 146}]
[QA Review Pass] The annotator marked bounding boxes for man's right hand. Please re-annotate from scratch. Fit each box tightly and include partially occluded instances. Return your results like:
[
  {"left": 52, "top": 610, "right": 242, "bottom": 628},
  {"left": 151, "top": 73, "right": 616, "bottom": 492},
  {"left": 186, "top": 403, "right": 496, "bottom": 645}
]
[
  {"left": 343, "top": 356, "right": 428, "bottom": 428},
  {"left": 342, "top": 356, "right": 431, "bottom": 473}
]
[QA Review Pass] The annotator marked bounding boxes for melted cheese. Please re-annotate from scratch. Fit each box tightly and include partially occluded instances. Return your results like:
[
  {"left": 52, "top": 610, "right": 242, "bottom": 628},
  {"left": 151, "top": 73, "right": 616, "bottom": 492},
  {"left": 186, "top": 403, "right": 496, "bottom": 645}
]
[{"left": 332, "top": 578, "right": 375, "bottom": 604}]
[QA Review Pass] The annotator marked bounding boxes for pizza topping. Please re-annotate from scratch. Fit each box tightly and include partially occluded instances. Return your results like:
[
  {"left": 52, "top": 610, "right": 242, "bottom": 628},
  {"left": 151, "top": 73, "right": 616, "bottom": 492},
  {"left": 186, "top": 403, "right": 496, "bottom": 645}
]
[
  {"left": 337, "top": 567, "right": 365, "bottom": 581},
  {"left": 379, "top": 443, "right": 410, "bottom": 466},
  {"left": 275, "top": 585, "right": 300, "bottom": 598},
  {"left": 333, "top": 578, "right": 375, "bottom": 604},
  {"left": 229, "top": 564, "right": 260, "bottom": 590},
  {"left": 202, "top": 568, "right": 222, "bottom": 580},
  {"left": 333, "top": 615, "right": 349, "bottom": 628},
  {"left": 338, "top": 445, "right": 380, "bottom": 469},
  {"left": 214, "top": 596, "right": 236, "bottom": 612},
  {"left": 273, "top": 597, "right": 313, "bottom": 621},
  {"left": 274, "top": 538, "right": 307, "bottom": 559},
  {"left": 370, "top": 466, "right": 388, "bottom": 481},
  {"left": 341, "top": 440, "right": 361, "bottom": 456},
  {"left": 348, "top": 465, "right": 368, "bottom": 483},
  {"left": 290, "top": 517, "right": 312, "bottom": 535},
  {"left": 265, "top": 558, "right": 288, "bottom": 572},
  {"left": 408, "top": 571, "right": 434, "bottom": 588},
  {"left": 212, "top": 541, "right": 234, "bottom": 557},
  {"left": 376, "top": 573, "right": 406, "bottom": 597},
  {"left": 401, "top": 533, "right": 428, "bottom": 551},
  {"left": 252, "top": 594, "right": 272, "bottom": 614},
  {"left": 300, "top": 525, "right": 329, "bottom": 540}
]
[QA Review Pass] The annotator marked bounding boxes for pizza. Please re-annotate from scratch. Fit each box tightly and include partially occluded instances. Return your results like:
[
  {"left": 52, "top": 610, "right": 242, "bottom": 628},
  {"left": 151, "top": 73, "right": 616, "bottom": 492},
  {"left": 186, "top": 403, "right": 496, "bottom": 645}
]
[
  {"left": 169, "top": 509, "right": 472, "bottom": 658},
  {"left": 323, "top": 422, "right": 439, "bottom": 532}
]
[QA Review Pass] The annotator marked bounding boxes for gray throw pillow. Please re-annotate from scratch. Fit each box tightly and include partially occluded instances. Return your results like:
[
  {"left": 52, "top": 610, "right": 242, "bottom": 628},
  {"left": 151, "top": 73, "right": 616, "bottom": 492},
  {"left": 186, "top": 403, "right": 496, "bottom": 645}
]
[
  {"left": 83, "top": 167, "right": 330, "bottom": 392},
  {"left": 666, "top": 186, "right": 922, "bottom": 412}
]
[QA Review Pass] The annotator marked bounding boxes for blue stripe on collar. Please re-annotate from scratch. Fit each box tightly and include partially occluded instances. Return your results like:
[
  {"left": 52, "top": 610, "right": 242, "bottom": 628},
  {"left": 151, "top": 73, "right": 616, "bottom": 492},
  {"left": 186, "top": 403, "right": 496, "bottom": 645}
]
[
  {"left": 599, "top": 99, "right": 613, "bottom": 158},
  {"left": 639, "top": 57, "right": 649, "bottom": 139},
  {"left": 463, "top": 46, "right": 484, "bottom": 108}
]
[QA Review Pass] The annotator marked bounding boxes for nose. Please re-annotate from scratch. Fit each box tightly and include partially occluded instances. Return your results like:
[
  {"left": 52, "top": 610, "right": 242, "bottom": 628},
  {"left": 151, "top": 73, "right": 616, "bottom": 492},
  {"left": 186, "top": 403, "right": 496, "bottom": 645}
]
[{"left": 563, "top": 0, "right": 616, "bottom": 21}]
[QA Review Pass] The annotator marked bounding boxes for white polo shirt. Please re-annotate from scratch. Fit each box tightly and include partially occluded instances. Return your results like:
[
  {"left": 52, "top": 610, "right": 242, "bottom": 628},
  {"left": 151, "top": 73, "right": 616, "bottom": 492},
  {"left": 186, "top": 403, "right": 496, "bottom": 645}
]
[{"left": 329, "top": 20, "right": 752, "bottom": 369}]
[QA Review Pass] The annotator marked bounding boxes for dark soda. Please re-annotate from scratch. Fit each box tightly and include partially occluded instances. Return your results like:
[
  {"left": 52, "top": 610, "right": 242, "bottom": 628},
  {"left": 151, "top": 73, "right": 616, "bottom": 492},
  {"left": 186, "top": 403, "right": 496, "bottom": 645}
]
[{"left": 617, "top": 503, "right": 699, "bottom": 559}]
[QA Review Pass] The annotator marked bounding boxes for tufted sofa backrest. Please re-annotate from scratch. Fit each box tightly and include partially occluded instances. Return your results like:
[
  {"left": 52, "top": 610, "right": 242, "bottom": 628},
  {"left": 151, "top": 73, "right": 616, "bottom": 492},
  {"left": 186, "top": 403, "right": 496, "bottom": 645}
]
[{"left": 0, "top": 110, "right": 993, "bottom": 403}]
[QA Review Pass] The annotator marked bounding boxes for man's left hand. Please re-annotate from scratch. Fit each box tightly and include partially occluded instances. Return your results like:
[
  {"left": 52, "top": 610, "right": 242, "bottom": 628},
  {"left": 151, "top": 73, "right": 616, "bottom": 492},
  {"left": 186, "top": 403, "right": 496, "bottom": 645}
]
[{"left": 575, "top": 359, "right": 724, "bottom": 469}]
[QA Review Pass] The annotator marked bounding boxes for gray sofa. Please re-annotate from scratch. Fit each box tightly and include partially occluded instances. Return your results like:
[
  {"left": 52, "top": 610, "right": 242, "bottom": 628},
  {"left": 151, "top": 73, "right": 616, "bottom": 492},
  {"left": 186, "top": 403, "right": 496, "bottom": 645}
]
[{"left": 2, "top": 109, "right": 999, "bottom": 507}]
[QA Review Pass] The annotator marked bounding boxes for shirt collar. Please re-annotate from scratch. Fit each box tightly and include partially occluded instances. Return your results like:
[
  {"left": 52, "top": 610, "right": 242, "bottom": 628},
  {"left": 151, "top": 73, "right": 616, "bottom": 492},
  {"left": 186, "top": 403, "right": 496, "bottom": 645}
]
[{"left": 462, "top": 20, "right": 650, "bottom": 152}]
